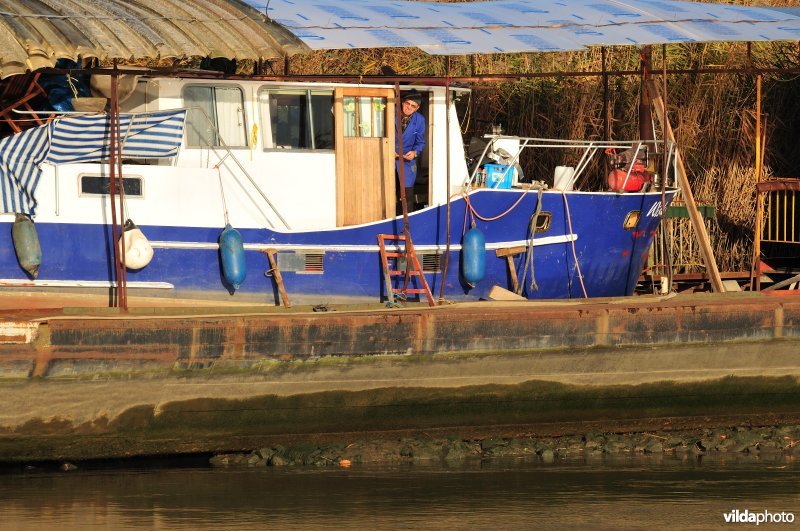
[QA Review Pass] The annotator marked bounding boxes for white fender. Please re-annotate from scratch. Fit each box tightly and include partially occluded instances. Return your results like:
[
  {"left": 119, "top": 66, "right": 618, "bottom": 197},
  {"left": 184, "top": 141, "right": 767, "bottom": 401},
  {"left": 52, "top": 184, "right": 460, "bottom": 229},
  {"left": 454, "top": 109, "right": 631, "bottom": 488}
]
[{"left": 119, "top": 222, "right": 154, "bottom": 270}]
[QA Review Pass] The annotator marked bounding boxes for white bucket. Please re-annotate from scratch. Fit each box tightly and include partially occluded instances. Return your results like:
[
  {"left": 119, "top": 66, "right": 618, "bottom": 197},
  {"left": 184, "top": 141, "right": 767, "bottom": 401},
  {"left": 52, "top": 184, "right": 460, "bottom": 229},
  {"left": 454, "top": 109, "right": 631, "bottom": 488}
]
[{"left": 553, "top": 166, "right": 575, "bottom": 191}]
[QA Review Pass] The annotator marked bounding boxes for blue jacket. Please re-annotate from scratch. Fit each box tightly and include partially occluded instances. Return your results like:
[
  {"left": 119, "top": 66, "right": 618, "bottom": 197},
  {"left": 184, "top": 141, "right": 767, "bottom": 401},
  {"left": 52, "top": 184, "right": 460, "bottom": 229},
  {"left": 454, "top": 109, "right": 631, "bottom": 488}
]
[{"left": 396, "top": 112, "right": 426, "bottom": 188}]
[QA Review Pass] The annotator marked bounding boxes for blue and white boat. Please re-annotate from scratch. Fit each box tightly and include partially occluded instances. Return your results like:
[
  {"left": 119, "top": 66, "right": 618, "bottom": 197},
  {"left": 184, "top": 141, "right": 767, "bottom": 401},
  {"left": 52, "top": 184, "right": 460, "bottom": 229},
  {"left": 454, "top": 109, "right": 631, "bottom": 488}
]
[{"left": 0, "top": 74, "right": 677, "bottom": 304}]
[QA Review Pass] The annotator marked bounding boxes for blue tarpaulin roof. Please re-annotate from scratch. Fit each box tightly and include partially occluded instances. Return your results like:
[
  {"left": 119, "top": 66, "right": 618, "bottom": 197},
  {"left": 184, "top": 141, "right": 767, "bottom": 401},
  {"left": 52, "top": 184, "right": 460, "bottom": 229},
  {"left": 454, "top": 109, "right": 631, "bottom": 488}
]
[{"left": 247, "top": 0, "right": 800, "bottom": 55}]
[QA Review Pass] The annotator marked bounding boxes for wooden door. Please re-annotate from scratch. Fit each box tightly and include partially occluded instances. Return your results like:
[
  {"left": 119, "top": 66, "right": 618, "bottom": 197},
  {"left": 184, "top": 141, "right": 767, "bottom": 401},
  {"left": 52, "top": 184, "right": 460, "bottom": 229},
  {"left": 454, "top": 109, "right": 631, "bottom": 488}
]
[{"left": 335, "top": 88, "right": 395, "bottom": 226}]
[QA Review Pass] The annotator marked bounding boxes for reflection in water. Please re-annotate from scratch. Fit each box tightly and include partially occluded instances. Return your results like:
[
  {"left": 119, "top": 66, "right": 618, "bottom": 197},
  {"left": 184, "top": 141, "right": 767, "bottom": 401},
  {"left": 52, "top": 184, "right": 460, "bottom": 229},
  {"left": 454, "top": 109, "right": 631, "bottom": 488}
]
[{"left": 1, "top": 454, "right": 798, "bottom": 530}]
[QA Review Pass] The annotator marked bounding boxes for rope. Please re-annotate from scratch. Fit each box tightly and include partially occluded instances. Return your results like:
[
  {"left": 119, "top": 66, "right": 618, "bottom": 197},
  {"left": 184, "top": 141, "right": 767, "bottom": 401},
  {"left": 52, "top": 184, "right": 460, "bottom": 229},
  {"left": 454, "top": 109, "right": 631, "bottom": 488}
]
[
  {"left": 216, "top": 167, "right": 230, "bottom": 226},
  {"left": 461, "top": 187, "right": 531, "bottom": 222},
  {"left": 517, "top": 187, "right": 544, "bottom": 294},
  {"left": 561, "top": 191, "right": 588, "bottom": 298}
]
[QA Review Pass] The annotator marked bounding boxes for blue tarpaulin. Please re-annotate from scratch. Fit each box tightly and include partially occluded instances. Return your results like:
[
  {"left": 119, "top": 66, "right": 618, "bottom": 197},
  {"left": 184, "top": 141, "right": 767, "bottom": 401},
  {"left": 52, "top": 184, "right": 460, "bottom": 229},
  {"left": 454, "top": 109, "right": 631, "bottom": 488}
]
[
  {"left": 0, "top": 111, "right": 186, "bottom": 215},
  {"left": 247, "top": 0, "right": 800, "bottom": 54}
]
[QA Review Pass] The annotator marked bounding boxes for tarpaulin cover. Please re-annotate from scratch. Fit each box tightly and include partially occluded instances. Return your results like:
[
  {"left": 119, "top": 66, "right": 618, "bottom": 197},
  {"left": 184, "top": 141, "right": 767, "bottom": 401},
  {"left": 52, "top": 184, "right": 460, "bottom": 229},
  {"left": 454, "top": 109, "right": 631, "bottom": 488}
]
[
  {"left": 0, "top": 111, "right": 186, "bottom": 215},
  {"left": 250, "top": 0, "right": 800, "bottom": 55},
  {"left": 0, "top": 0, "right": 307, "bottom": 79}
]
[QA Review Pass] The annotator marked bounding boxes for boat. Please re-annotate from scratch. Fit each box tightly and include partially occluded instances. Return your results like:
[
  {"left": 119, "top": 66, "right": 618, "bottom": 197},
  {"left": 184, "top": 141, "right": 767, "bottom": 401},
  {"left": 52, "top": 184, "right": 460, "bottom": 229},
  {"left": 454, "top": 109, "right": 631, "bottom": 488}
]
[
  {"left": 6, "top": 0, "right": 797, "bottom": 306},
  {"left": 0, "top": 70, "right": 678, "bottom": 304}
]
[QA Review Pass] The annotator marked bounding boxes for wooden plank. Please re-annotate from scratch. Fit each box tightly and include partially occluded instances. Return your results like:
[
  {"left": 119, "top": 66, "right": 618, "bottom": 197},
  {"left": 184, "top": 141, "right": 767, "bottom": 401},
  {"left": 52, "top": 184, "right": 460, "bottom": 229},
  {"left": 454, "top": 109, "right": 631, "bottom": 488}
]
[
  {"left": 647, "top": 79, "right": 725, "bottom": 293},
  {"left": 763, "top": 272, "right": 800, "bottom": 292},
  {"left": 505, "top": 256, "right": 519, "bottom": 293},
  {"left": 496, "top": 245, "right": 527, "bottom": 257},
  {"left": 264, "top": 249, "right": 291, "bottom": 308},
  {"left": 488, "top": 285, "right": 526, "bottom": 301},
  {"left": 756, "top": 180, "right": 800, "bottom": 193}
]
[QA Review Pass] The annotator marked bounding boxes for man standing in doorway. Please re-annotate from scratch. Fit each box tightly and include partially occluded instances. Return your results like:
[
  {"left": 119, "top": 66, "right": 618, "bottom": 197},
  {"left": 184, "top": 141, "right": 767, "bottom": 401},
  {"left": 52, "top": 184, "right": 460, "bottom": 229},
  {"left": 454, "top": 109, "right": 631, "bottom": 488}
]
[{"left": 396, "top": 89, "right": 425, "bottom": 214}]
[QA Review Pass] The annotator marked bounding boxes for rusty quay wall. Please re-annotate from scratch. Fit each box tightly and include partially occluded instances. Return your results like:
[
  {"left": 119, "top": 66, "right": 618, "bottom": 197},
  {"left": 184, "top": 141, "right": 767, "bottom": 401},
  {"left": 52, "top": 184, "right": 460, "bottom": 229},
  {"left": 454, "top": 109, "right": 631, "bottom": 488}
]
[
  {"left": 0, "top": 292, "right": 799, "bottom": 462},
  {"left": 8, "top": 292, "right": 799, "bottom": 376}
]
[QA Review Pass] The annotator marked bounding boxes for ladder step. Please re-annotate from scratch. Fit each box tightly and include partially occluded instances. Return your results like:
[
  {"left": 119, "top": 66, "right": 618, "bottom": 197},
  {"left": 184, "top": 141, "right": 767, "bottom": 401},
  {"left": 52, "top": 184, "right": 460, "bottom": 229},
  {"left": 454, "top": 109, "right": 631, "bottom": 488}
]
[{"left": 378, "top": 233, "right": 434, "bottom": 307}]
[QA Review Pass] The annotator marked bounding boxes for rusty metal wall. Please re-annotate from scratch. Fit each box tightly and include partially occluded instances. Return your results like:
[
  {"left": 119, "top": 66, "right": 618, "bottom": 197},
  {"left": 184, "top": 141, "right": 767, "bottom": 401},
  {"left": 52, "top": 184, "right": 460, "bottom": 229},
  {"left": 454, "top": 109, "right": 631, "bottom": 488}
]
[{"left": 0, "top": 293, "right": 796, "bottom": 378}]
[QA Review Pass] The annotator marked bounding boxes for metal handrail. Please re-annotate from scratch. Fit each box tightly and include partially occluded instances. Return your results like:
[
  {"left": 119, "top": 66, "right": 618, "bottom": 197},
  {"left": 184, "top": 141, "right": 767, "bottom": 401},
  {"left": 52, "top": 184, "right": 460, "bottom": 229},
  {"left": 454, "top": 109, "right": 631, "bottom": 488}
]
[{"left": 466, "top": 135, "right": 677, "bottom": 192}]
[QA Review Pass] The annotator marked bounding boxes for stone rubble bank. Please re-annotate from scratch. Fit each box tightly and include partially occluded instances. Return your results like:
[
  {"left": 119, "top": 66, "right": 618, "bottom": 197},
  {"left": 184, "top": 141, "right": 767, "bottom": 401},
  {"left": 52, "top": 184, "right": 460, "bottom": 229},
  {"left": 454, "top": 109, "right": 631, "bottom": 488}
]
[{"left": 210, "top": 424, "right": 800, "bottom": 467}]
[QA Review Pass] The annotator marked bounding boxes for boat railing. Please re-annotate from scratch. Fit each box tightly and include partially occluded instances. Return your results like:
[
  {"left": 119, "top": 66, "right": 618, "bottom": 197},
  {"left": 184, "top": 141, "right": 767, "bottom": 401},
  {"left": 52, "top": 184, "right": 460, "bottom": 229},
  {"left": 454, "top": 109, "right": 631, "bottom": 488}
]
[{"left": 466, "top": 135, "right": 677, "bottom": 192}]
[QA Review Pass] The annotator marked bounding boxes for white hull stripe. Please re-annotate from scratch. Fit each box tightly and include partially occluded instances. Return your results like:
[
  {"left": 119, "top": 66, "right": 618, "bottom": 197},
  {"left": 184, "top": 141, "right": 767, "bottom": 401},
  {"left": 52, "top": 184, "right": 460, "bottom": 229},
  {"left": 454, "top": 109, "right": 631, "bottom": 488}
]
[
  {"left": 0, "top": 279, "right": 174, "bottom": 289},
  {"left": 148, "top": 234, "right": 578, "bottom": 252}
]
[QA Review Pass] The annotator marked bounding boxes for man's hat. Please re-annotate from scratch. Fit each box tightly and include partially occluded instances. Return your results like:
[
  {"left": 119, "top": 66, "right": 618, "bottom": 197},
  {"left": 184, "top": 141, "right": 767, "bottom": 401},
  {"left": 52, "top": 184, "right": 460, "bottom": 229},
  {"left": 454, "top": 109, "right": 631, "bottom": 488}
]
[{"left": 402, "top": 89, "right": 423, "bottom": 104}]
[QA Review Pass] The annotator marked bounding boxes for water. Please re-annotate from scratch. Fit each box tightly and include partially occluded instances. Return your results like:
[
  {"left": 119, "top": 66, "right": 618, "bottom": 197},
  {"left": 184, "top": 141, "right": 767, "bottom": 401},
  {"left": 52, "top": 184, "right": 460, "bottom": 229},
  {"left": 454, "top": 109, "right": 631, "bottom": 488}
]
[{"left": 1, "top": 454, "right": 797, "bottom": 530}]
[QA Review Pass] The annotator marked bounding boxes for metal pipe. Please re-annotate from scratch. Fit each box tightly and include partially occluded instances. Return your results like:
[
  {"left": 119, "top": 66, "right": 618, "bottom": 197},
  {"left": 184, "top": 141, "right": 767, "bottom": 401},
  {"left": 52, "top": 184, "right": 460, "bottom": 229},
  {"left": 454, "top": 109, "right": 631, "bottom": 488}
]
[
  {"left": 35, "top": 65, "right": 800, "bottom": 85},
  {"left": 752, "top": 74, "right": 763, "bottom": 291},
  {"left": 439, "top": 61, "right": 452, "bottom": 304},
  {"left": 108, "top": 70, "right": 126, "bottom": 310}
]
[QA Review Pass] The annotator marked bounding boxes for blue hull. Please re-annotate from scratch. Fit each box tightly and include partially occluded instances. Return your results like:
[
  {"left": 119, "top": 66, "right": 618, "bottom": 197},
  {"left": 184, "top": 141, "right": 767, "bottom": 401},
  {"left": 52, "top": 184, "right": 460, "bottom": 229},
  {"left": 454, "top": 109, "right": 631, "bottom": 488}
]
[{"left": 0, "top": 190, "right": 675, "bottom": 303}]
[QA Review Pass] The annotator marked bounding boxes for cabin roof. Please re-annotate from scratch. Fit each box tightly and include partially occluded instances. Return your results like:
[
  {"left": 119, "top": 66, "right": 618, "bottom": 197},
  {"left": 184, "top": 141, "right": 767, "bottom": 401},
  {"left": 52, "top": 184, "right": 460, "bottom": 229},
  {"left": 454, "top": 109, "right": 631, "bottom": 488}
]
[
  {"left": 0, "top": 0, "right": 308, "bottom": 79},
  {"left": 256, "top": 0, "right": 800, "bottom": 55}
]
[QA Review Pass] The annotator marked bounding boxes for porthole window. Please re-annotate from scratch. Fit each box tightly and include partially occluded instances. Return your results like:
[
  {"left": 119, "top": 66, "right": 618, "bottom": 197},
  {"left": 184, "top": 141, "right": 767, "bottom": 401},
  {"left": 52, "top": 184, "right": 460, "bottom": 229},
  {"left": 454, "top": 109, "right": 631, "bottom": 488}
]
[{"left": 80, "top": 175, "right": 143, "bottom": 197}]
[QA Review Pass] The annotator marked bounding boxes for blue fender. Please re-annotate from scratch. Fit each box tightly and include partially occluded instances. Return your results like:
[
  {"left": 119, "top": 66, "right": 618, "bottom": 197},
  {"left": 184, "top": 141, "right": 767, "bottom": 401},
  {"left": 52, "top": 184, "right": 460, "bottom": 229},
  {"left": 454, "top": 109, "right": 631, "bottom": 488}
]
[
  {"left": 461, "top": 227, "right": 485, "bottom": 286},
  {"left": 219, "top": 224, "right": 246, "bottom": 289},
  {"left": 12, "top": 214, "right": 41, "bottom": 279}
]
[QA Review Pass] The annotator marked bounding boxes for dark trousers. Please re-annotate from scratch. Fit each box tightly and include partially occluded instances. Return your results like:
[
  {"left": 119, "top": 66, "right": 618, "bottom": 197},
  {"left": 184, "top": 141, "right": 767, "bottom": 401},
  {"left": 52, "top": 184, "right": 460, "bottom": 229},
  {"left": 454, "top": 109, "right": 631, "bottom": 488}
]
[{"left": 396, "top": 185, "right": 415, "bottom": 215}]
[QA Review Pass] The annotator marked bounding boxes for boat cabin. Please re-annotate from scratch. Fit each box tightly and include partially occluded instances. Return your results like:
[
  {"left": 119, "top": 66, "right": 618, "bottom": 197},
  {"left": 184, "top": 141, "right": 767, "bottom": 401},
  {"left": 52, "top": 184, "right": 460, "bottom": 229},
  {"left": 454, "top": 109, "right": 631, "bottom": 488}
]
[{"left": 88, "top": 76, "right": 471, "bottom": 232}]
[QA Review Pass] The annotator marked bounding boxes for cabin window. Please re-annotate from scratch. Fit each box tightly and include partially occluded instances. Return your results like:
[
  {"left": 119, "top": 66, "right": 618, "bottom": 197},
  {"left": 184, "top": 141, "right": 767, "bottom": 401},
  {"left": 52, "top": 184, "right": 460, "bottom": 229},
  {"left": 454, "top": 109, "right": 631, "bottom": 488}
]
[
  {"left": 343, "top": 96, "right": 386, "bottom": 138},
  {"left": 183, "top": 85, "right": 247, "bottom": 148},
  {"left": 259, "top": 89, "right": 334, "bottom": 150},
  {"left": 80, "top": 175, "right": 143, "bottom": 197}
]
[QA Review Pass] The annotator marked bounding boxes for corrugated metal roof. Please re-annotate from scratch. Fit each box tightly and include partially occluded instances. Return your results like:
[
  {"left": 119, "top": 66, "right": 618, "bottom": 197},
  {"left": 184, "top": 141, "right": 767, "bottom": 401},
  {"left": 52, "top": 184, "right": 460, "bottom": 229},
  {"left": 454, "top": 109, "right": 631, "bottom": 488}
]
[
  {"left": 255, "top": 0, "right": 800, "bottom": 55},
  {"left": 0, "top": 0, "right": 309, "bottom": 79}
]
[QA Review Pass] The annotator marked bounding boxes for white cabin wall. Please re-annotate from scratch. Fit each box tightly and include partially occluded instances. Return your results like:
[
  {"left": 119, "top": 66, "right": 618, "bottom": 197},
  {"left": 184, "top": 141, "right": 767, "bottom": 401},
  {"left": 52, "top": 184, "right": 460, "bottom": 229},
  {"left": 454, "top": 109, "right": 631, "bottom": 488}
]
[
  {"left": 30, "top": 164, "right": 229, "bottom": 229},
  {"left": 153, "top": 78, "right": 336, "bottom": 231},
  {"left": 427, "top": 88, "right": 469, "bottom": 206}
]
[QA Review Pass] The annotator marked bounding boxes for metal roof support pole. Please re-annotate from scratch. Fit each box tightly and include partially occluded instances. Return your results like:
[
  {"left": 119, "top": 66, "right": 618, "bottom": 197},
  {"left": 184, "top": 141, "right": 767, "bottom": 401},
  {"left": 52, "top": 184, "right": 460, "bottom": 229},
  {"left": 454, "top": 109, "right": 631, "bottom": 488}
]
[
  {"left": 647, "top": 79, "right": 725, "bottom": 293},
  {"left": 602, "top": 47, "right": 611, "bottom": 180},
  {"left": 602, "top": 47, "right": 610, "bottom": 143},
  {"left": 439, "top": 58, "right": 453, "bottom": 304},
  {"left": 114, "top": 71, "right": 128, "bottom": 311},
  {"left": 751, "top": 74, "right": 764, "bottom": 291},
  {"left": 661, "top": 43, "right": 672, "bottom": 293},
  {"left": 395, "top": 82, "right": 409, "bottom": 228},
  {"left": 394, "top": 82, "right": 411, "bottom": 298},
  {"left": 108, "top": 68, "right": 128, "bottom": 310},
  {"left": 639, "top": 46, "right": 655, "bottom": 148}
]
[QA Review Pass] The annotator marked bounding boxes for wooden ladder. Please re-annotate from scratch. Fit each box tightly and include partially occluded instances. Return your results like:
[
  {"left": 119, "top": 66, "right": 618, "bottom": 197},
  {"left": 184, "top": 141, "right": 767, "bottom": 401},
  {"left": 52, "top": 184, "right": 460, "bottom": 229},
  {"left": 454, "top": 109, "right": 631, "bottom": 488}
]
[{"left": 377, "top": 233, "right": 435, "bottom": 306}]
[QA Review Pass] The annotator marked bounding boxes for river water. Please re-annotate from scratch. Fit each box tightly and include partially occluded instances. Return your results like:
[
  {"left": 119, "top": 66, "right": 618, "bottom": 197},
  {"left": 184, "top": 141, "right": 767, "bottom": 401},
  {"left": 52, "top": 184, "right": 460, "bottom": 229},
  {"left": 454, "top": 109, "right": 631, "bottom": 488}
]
[{"left": 1, "top": 454, "right": 797, "bottom": 530}]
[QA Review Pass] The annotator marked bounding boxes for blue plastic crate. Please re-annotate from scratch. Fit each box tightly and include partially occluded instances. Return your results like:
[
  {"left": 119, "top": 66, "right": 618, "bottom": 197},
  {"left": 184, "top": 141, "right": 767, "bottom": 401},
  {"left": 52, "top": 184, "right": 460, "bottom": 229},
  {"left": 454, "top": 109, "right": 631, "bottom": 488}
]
[{"left": 484, "top": 163, "right": 513, "bottom": 189}]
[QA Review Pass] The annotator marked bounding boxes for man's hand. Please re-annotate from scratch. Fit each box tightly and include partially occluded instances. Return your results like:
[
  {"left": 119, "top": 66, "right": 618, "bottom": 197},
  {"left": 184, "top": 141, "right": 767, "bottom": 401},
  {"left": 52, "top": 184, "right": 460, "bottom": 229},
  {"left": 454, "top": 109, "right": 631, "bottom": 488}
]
[{"left": 403, "top": 150, "right": 416, "bottom": 161}]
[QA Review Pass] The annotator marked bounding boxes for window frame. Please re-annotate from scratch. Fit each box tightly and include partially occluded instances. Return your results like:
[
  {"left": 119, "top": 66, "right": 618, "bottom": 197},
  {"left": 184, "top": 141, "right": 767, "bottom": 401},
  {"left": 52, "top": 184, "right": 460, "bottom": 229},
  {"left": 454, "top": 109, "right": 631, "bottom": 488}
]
[
  {"left": 258, "top": 87, "right": 335, "bottom": 152},
  {"left": 78, "top": 173, "right": 144, "bottom": 199},
  {"left": 182, "top": 84, "right": 248, "bottom": 149}
]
